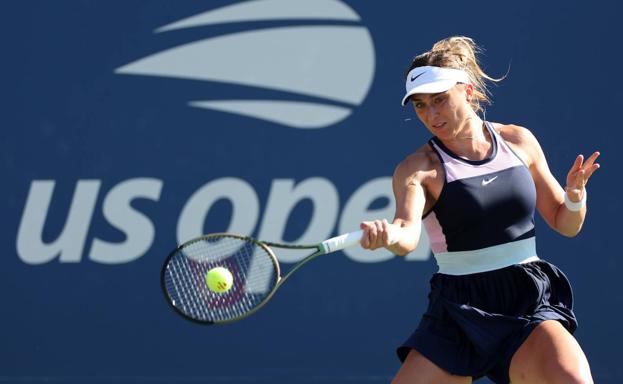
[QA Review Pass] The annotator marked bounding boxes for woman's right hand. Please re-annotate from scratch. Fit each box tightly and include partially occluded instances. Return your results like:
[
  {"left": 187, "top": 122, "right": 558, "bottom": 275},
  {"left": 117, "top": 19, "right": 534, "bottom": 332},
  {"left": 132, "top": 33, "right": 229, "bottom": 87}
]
[{"left": 360, "top": 219, "right": 400, "bottom": 250}]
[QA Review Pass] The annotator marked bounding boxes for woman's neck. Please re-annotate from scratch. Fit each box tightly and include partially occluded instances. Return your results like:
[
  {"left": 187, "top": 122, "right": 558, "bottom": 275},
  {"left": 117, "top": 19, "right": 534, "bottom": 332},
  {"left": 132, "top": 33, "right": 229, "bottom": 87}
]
[{"left": 442, "top": 117, "right": 493, "bottom": 161}]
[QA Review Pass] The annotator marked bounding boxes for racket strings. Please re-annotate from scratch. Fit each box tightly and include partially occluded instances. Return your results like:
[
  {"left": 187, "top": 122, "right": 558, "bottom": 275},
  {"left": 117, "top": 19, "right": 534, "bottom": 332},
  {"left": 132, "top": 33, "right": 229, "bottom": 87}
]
[{"left": 162, "top": 236, "right": 279, "bottom": 323}]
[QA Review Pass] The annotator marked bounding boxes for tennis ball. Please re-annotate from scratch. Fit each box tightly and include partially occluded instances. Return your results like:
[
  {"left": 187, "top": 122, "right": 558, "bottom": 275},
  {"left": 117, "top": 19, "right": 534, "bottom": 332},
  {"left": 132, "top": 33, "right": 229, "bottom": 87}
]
[{"left": 206, "top": 267, "right": 233, "bottom": 293}]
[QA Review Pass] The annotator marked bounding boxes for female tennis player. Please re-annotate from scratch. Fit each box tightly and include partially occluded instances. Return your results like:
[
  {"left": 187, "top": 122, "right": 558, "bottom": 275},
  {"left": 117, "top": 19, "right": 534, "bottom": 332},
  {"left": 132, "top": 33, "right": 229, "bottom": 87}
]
[{"left": 360, "top": 36, "right": 600, "bottom": 383}]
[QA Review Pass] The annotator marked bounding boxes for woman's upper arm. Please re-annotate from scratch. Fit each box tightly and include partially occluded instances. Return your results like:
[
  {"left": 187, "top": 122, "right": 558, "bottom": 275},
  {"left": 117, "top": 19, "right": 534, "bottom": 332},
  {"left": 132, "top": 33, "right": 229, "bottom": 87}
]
[
  {"left": 392, "top": 155, "right": 427, "bottom": 228},
  {"left": 512, "top": 127, "right": 565, "bottom": 229}
]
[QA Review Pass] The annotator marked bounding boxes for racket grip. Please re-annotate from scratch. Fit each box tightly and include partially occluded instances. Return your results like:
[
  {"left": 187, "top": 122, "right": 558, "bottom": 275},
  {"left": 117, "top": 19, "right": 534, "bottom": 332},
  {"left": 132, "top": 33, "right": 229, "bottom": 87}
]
[{"left": 320, "top": 230, "right": 363, "bottom": 254}]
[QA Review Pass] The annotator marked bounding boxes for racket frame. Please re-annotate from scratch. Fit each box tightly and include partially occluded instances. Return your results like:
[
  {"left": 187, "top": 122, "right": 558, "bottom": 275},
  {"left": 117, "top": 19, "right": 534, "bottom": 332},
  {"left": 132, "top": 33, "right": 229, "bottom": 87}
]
[
  {"left": 160, "top": 233, "right": 324, "bottom": 325},
  {"left": 161, "top": 230, "right": 363, "bottom": 324}
]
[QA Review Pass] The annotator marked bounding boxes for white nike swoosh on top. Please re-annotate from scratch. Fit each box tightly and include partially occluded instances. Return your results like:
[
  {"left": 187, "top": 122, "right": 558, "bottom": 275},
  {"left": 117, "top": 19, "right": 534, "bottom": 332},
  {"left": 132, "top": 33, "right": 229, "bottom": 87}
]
[{"left": 481, "top": 176, "right": 498, "bottom": 186}]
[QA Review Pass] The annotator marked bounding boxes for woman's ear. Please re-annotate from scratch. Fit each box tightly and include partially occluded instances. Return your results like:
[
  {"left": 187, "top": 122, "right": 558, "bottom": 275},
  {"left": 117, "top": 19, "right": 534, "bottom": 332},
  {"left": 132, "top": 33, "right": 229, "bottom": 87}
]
[{"left": 465, "top": 83, "right": 474, "bottom": 102}]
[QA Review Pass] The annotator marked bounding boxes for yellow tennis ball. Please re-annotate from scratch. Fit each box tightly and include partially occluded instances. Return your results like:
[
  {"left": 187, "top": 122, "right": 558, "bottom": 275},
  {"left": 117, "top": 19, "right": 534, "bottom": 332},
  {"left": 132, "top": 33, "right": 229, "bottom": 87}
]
[{"left": 206, "top": 267, "right": 233, "bottom": 293}]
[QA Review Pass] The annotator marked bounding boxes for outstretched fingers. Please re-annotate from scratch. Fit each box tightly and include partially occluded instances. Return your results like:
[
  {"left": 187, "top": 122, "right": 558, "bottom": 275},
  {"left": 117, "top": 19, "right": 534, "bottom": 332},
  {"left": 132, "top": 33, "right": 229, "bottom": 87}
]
[
  {"left": 582, "top": 151, "right": 601, "bottom": 181},
  {"left": 567, "top": 151, "right": 601, "bottom": 190}
]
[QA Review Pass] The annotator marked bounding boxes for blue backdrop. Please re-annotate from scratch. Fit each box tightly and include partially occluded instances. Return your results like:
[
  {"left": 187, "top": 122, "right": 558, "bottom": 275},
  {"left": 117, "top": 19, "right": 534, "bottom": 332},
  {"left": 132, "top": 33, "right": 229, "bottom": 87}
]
[{"left": 1, "top": 1, "right": 620, "bottom": 383}]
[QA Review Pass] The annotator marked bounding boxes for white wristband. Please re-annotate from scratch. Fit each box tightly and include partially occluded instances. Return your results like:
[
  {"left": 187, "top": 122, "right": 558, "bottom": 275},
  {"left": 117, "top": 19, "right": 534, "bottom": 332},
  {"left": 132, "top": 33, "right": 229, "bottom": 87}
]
[{"left": 564, "top": 189, "right": 587, "bottom": 212}]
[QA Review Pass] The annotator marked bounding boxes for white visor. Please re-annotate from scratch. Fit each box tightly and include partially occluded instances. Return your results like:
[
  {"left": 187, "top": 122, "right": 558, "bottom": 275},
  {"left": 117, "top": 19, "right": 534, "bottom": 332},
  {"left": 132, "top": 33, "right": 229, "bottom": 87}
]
[{"left": 401, "top": 66, "right": 471, "bottom": 106}]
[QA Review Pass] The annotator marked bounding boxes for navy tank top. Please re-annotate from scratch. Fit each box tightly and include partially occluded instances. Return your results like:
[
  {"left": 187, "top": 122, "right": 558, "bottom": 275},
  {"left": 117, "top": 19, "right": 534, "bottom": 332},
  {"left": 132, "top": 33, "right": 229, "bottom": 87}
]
[{"left": 422, "top": 121, "right": 537, "bottom": 254}]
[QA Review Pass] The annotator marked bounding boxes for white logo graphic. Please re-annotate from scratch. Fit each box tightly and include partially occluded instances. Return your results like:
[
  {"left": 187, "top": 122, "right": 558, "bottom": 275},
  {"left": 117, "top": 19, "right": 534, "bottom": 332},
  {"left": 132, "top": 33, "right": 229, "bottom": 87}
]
[
  {"left": 114, "top": 0, "right": 376, "bottom": 129},
  {"left": 16, "top": 1, "right": 434, "bottom": 272},
  {"left": 17, "top": 178, "right": 431, "bottom": 265},
  {"left": 481, "top": 175, "right": 498, "bottom": 186}
]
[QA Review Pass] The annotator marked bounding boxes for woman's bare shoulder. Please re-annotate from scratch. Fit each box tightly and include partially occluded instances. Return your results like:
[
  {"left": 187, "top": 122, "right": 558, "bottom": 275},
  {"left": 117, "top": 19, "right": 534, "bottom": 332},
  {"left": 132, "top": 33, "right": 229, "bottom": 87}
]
[
  {"left": 492, "top": 122, "right": 538, "bottom": 146},
  {"left": 492, "top": 122, "right": 542, "bottom": 167},
  {"left": 394, "top": 143, "right": 440, "bottom": 182}
]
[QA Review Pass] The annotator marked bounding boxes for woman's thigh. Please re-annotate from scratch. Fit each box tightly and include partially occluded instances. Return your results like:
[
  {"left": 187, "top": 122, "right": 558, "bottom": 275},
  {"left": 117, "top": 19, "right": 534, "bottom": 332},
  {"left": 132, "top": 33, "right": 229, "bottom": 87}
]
[
  {"left": 392, "top": 349, "right": 472, "bottom": 384},
  {"left": 509, "top": 320, "right": 592, "bottom": 384}
]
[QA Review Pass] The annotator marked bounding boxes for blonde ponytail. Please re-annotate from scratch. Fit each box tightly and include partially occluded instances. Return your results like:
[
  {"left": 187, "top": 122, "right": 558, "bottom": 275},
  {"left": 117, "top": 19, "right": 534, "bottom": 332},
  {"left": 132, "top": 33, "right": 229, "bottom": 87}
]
[{"left": 406, "top": 36, "right": 504, "bottom": 113}]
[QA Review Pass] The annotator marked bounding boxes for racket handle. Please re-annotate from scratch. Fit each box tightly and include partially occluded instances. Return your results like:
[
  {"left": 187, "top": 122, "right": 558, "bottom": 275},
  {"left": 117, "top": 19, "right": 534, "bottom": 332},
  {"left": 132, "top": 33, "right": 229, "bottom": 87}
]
[{"left": 320, "top": 230, "right": 363, "bottom": 254}]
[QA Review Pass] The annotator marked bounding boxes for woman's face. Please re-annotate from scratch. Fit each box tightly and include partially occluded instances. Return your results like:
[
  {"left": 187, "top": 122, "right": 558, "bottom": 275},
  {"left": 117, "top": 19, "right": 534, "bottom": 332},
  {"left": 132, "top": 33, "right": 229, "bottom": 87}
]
[{"left": 411, "top": 83, "right": 473, "bottom": 138}]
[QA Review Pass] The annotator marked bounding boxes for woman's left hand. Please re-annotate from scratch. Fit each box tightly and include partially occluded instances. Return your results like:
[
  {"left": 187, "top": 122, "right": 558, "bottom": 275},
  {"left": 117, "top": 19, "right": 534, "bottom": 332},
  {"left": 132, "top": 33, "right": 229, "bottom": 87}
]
[{"left": 565, "top": 151, "right": 600, "bottom": 201}]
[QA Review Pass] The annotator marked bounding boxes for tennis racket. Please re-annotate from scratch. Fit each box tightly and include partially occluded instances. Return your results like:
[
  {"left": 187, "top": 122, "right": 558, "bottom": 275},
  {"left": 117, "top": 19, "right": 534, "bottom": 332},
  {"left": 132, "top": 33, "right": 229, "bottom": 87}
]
[{"left": 161, "top": 230, "right": 364, "bottom": 324}]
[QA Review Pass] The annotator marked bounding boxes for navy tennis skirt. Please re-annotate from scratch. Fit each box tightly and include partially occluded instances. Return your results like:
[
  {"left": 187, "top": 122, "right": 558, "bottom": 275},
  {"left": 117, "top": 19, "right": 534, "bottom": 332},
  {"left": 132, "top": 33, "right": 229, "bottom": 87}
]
[{"left": 397, "top": 260, "right": 577, "bottom": 384}]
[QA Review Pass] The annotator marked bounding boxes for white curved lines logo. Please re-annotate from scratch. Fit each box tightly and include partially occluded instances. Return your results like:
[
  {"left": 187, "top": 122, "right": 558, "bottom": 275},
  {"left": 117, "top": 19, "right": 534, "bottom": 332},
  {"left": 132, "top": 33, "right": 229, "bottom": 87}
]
[
  {"left": 154, "top": 0, "right": 361, "bottom": 31},
  {"left": 114, "top": 0, "right": 375, "bottom": 129}
]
